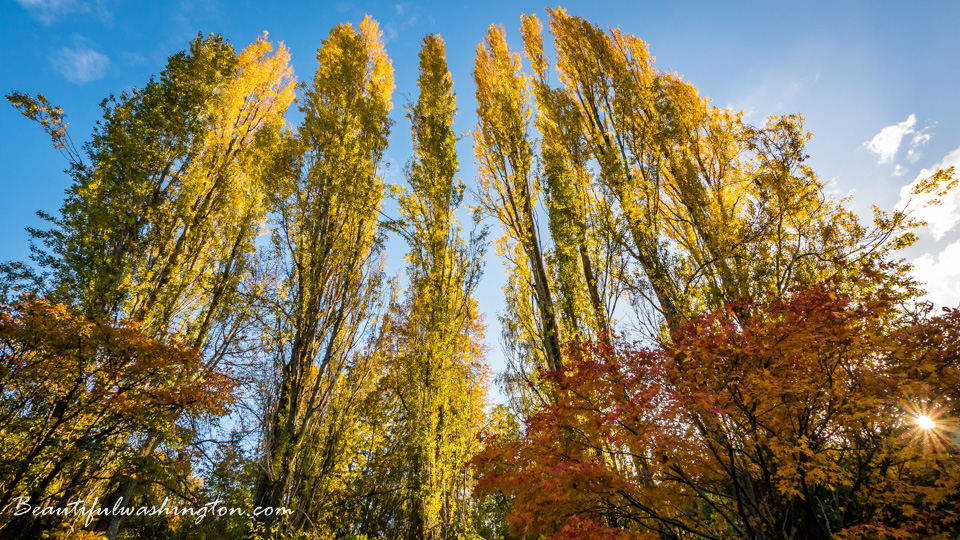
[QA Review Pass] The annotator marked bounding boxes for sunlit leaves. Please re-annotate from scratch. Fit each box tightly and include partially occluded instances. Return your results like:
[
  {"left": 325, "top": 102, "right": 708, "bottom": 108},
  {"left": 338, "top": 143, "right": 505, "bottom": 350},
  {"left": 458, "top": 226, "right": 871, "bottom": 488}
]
[
  {"left": 4, "top": 30, "right": 295, "bottom": 537},
  {"left": 520, "top": 9, "right": 909, "bottom": 330}
]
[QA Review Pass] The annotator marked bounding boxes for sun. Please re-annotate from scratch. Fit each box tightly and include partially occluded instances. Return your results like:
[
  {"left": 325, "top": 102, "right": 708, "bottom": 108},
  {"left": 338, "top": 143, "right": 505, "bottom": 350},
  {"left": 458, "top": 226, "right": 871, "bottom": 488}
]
[{"left": 916, "top": 414, "right": 936, "bottom": 430}]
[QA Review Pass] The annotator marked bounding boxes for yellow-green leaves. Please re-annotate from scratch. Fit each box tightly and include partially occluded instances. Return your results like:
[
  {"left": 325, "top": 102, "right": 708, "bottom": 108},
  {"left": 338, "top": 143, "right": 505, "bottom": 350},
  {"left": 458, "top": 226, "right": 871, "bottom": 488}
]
[
  {"left": 380, "top": 33, "right": 489, "bottom": 540},
  {"left": 15, "top": 32, "right": 295, "bottom": 346},
  {"left": 4, "top": 31, "right": 296, "bottom": 536},
  {"left": 252, "top": 18, "right": 395, "bottom": 537}
]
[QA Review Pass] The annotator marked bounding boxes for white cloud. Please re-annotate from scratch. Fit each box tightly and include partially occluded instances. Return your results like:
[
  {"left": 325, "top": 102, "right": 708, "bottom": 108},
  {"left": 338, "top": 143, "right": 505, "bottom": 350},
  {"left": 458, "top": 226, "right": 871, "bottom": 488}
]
[
  {"left": 52, "top": 45, "right": 110, "bottom": 84},
  {"left": 895, "top": 145, "right": 960, "bottom": 240},
  {"left": 382, "top": 2, "right": 419, "bottom": 43},
  {"left": 913, "top": 132, "right": 932, "bottom": 147},
  {"left": 912, "top": 239, "right": 960, "bottom": 308},
  {"left": 17, "top": 0, "right": 85, "bottom": 23},
  {"left": 893, "top": 164, "right": 906, "bottom": 177},
  {"left": 862, "top": 114, "right": 917, "bottom": 164},
  {"left": 737, "top": 106, "right": 758, "bottom": 122},
  {"left": 119, "top": 52, "right": 146, "bottom": 66}
]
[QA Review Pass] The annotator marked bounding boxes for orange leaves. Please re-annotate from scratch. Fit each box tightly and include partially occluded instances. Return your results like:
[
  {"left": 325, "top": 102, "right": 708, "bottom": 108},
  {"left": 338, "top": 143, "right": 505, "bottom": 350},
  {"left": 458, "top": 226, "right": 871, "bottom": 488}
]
[
  {"left": 550, "top": 515, "right": 640, "bottom": 540},
  {"left": 473, "top": 340, "right": 670, "bottom": 538},
  {"left": 0, "top": 296, "right": 234, "bottom": 425},
  {"left": 0, "top": 297, "right": 236, "bottom": 527}
]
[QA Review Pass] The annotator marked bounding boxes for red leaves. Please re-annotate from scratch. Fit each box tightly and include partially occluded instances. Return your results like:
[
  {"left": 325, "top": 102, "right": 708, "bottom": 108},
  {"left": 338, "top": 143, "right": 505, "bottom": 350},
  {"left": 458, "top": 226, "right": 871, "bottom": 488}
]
[
  {"left": 473, "top": 268, "right": 960, "bottom": 538},
  {"left": 547, "top": 515, "right": 634, "bottom": 540}
]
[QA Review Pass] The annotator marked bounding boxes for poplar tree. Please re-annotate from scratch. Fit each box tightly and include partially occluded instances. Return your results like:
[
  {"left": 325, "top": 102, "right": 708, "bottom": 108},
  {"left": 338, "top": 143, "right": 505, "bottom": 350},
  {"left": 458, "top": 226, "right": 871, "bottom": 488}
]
[
  {"left": 252, "top": 16, "right": 394, "bottom": 538},
  {"left": 520, "top": 17, "right": 621, "bottom": 344},
  {"left": 473, "top": 25, "right": 562, "bottom": 378},
  {"left": 391, "top": 34, "right": 488, "bottom": 540},
  {"left": 4, "top": 33, "right": 294, "bottom": 538},
  {"left": 7, "top": 34, "right": 294, "bottom": 339},
  {"left": 474, "top": 24, "right": 624, "bottom": 413}
]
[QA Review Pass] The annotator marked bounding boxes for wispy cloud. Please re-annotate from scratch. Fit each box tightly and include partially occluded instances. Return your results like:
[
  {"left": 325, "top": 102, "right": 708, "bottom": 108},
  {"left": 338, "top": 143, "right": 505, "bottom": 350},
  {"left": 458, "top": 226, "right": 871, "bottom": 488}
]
[
  {"left": 896, "top": 145, "right": 960, "bottom": 240},
  {"left": 52, "top": 44, "right": 110, "bottom": 84},
  {"left": 906, "top": 125, "right": 935, "bottom": 164},
  {"left": 382, "top": 22, "right": 399, "bottom": 43},
  {"left": 16, "top": 0, "right": 110, "bottom": 25},
  {"left": 171, "top": 0, "right": 223, "bottom": 45},
  {"left": 913, "top": 131, "right": 933, "bottom": 147},
  {"left": 381, "top": 2, "right": 419, "bottom": 43},
  {"left": 862, "top": 114, "right": 917, "bottom": 164},
  {"left": 912, "top": 239, "right": 960, "bottom": 308},
  {"left": 119, "top": 52, "right": 146, "bottom": 67},
  {"left": 17, "top": 0, "right": 85, "bottom": 24}
]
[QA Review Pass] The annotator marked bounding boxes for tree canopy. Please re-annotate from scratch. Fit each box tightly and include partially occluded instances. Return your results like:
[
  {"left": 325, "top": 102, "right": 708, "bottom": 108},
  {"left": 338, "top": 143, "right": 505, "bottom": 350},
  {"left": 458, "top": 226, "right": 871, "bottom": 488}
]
[{"left": 1, "top": 7, "right": 958, "bottom": 540}]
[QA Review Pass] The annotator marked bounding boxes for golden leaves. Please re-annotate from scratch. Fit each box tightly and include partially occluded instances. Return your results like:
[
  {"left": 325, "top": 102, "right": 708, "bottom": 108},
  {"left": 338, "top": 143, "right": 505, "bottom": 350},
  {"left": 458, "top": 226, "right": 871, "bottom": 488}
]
[
  {"left": 206, "top": 31, "right": 296, "bottom": 160},
  {"left": 359, "top": 15, "right": 395, "bottom": 109}
]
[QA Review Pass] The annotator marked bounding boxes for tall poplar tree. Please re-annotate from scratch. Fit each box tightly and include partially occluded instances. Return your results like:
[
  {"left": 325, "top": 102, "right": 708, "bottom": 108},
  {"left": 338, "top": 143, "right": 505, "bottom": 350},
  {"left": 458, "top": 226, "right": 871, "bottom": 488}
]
[
  {"left": 4, "top": 33, "right": 294, "bottom": 538},
  {"left": 520, "top": 17, "right": 622, "bottom": 344},
  {"left": 391, "top": 34, "right": 488, "bottom": 540},
  {"left": 473, "top": 24, "right": 562, "bottom": 378},
  {"left": 252, "top": 16, "right": 394, "bottom": 539},
  {"left": 474, "top": 24, "right": 625, "bottom": 413},
  {"left": 7, "top": 34, "right": 294, "bottom": 339}
]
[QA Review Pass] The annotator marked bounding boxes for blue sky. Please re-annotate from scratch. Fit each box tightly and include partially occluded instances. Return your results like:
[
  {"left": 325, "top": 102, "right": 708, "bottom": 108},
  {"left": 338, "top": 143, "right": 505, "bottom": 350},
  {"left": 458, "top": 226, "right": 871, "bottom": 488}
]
[{"left": 3, "top": 1, "right": 960, "bottom": 393}]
